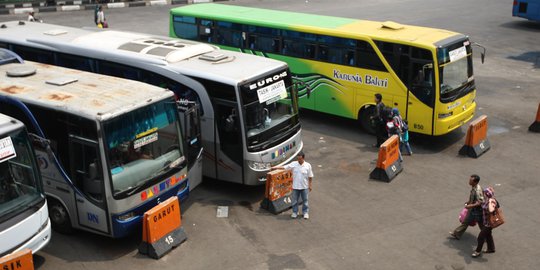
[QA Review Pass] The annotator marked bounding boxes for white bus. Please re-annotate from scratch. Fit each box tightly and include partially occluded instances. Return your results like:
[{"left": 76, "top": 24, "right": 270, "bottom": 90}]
[
  {"left": 0, "top": 59, "right": 193, "bottom": 237},
  {"left": 0, "top": 21, "right": 303, "bottom": 185},
  {"left": 0, "top": 112, "right": 51, "bottom": 257}
]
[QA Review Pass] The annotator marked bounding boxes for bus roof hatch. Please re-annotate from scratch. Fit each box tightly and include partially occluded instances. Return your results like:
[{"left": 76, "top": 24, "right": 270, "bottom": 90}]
[{"left": 381, "top": 21, "right": 404, "bottom": 30}]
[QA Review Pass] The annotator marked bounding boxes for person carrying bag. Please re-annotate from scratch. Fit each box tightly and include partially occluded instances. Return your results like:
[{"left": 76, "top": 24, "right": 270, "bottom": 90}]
[{"left": 472, "top": 186, "right": 503, "bottom": 258}]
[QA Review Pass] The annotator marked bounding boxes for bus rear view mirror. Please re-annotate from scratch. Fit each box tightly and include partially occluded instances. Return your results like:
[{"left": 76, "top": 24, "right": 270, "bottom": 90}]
[{"left": 472, "top": 42, "right": 486, "bottom": 64}]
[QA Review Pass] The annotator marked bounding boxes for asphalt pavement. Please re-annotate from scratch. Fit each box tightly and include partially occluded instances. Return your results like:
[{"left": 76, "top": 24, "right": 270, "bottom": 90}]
[{"left": 1, "top": 0, "right": 540, "bottom": 269}]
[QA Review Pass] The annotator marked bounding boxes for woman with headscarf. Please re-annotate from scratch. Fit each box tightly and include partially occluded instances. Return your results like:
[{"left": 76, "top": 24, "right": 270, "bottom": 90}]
[
  {"left": 391, "top": 108, "right": 412, "bottom": 155},
  {"left": 472, "top": 187, "right": 497, "bottom": 257}
]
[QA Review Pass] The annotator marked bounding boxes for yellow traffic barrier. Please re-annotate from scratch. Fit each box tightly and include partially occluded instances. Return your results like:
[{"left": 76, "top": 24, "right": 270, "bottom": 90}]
[
  {"left": 369, "top": 135, "right": 402, "bottom": 182},
  {"left": 459, "top": 115, "right": 490, "bottom": 158},
  {"left": 0, "top": 249, "right": 33, "bottom": 270},
  {"left": 529, "top": 103, "right": 540, "bottom": 132},
  {"left": 260, "top": 169, "right": 294, "bottom": 214},
  {"left": 138, "top": 197, "right": 187, "bottom": 259}
]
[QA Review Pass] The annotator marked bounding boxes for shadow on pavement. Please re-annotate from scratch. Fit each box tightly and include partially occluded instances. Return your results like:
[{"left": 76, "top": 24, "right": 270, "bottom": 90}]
[
  {"left": 499, "top": 20, "right": 540, "bottom": 32},
  {"left": 443, "top": 232, "right": 488, "bottom": 265}
]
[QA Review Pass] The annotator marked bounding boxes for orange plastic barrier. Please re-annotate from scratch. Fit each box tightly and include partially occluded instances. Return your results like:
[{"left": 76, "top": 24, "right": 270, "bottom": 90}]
[
  {"left": 0, "top": 249, "right": 33, "bottom": 270},
  {"left": 260, "top": 169, "right": 294, "bottom": 214},
  {"left": 529, "top": 103, "right": 540, "bottom": 132},
  {"left": 369, "top": 135, "right": 402, "bottom": 182},
  {"left": 138, "top": 197, "right": 187, "bottom": 259},
  {"left": 459, "top": 115, "right": 490, "bottom": 158}
]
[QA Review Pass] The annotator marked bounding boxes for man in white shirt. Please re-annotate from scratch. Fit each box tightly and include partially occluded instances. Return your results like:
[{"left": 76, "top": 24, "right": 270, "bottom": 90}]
[{"left": 272, "top": 151, "right": 314, "bottom": 219}]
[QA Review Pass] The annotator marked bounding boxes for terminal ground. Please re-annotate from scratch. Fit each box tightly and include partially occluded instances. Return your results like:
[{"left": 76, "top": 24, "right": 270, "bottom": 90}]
[{"left": 2, "top": 0, "right": 540, "bottom": 269}]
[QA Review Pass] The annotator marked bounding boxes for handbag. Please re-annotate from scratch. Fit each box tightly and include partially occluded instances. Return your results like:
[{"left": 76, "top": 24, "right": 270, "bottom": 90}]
[
  {"left": 459, "top": 207, "right": 477, "bottom": 226},
  {"left": 488, "top": 207, "right": 505, "bottom": 228}
]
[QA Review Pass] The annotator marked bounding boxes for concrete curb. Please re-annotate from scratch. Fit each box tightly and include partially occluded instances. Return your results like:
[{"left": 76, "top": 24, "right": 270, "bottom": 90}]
[{"left": 1, "top": 0, "right": 194, "bottom": 15}]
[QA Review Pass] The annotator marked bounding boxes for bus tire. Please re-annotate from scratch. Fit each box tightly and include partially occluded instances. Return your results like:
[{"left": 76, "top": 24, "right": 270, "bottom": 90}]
[
  {"left": 359, "top": 106, "right": 376, "bottom": 135},
  {"left": 48, "top": 198, "right": 73, "bottom": 234}
]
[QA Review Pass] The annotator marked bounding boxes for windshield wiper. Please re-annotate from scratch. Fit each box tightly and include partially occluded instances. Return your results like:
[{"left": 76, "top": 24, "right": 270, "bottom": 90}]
[
  {"left": 124, "top": 179, "right": 151, "bottom": 197},
  {"left": 123, "top": 157, "right": 185, "bottom": 197},
  {"left": 449, "top": 82, "right": 472, "bottom": 102}
]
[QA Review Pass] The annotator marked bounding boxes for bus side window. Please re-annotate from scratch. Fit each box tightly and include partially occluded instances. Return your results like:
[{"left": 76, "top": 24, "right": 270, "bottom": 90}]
[
  {"left": 198, "top": 19, "right": 213, "bottom": 43},
  {"left": 358, "top": 40, "right": 387, "bottom": 71},
  {"left": 215, "top": 102, "right": 242, "bottom": 165},
  {"left": 317, "top": 46, "right": 329, "bottom": 61},
  {"left": 173, "top": 15, "right": 197, "bottom": 39},
  {"left": 9, "top": 45, "right": 54, "bottom": 64},
  {"left": 410, "top": 63, "right": 434, "bottom": 107},
  {"left": 247, "top": 26, "right": 281, "bottom": 53},
  {"left": 248, "top": 35, "right": 256, "bottom": 50},
  {"left": 346, "top": 50, "right": 355, "bottom": 66},
  {"left": 56, "top": 53, "right": 94, "bottom": 73},
  {"left": 99, "top": 61, "right": 141, "bottom": 81},
  {"left": 305, "top": 44, "right": 316, "bottom": 59},
  {"left": 69, "top": 138, "right": 103, "bottom": 203},
  {"left": 215, "top": 21, "right": 244, "bottom": 47}
]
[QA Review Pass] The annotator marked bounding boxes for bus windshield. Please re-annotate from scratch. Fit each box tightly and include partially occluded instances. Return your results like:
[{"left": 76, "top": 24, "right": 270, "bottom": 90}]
[
  {"left": 0, "top": 128, "right": 42, "bottom": 220},
  {"left": 438, "top": 40, "right": 474, "bottom": 102},
  {"left": 240, "top": 71, "right": 299, "bottom": 151},
  {"left": 104, "top": 99, "right": 185, "bottom": 198}
]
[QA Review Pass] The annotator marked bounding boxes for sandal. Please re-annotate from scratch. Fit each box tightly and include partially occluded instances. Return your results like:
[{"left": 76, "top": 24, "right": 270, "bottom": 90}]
[
  {"left": 471, "top": 251, "right": 482, "bottom": 258},
  {"left": 448, "top": 232, "right": 459, "bottom": 240}
]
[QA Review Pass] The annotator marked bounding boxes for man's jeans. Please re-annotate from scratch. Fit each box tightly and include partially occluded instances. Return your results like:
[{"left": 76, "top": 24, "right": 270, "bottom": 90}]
[{"left": 291, "top": 189, "right": 309, "bottom": 214}]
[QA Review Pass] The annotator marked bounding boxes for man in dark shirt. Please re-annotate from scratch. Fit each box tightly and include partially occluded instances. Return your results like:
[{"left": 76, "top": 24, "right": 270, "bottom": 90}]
[{"left": 371, "top": 93, "right": 387, "bottom": 147}]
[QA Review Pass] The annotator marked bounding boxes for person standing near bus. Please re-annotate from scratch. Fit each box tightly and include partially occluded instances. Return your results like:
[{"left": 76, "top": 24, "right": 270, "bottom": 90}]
[
  {"left": 271, "top": 151, "right": 314, "bottom": 219},
  {"left": 371, "top": 93, "right": 387, "bottom": 147},
  {"left": 392, "top": 108, "right": 412, "bottom": 155},
  {"left": 449, "top": 174, "right": 484, "bottom": 240}
]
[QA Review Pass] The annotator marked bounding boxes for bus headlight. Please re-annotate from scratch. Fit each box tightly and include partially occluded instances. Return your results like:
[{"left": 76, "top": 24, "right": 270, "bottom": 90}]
[
  {"left": 438, "top": 112, "right": 453, "bottom": 119},
  {"left": 117, "top": 212, "right": 135, "bottom": 221},
  {"left": 248, "top": 161, "right": 272, "bottom": 171}
]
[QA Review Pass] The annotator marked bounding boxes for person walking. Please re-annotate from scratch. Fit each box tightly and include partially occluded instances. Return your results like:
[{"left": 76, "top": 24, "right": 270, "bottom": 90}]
[
  {"left": 371, "top": 93, "right": 387, "bottom": 147},
  {"left": 392, "top": 108, "right": 412, "bottom": 155},
  {"left": 271, "top": 151, "right": 314, "bottom": 219},
  {"left": 96, "top": 6, "right": 107, "bottom": 28},
  {"left": 94, "top": 1, "right": 100, "bottom": 25},
  {"left": 449, "top": 174, "right": 484, "bottom": 240},
  {"left": 472, "top": 187, "right": 497, "bottom": 258},
  {"left": 27, "top": 12, "right": 43, "bottom": 23}
]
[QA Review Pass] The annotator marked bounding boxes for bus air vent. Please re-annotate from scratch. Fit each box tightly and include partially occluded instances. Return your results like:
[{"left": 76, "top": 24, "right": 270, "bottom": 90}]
[
  {"left": 46, "top": 77, "right": 78, "bottom": 86},
  {"left": 118, "top": 42, "right": 148, "bottom": 53},
  {"left": 6, "top": 63, "right": 36, "bottom": 77},
  {"left": 147, "top": 47, "right": 176, "bottom": 57},
  {"left": 381, "top": 21, "right": 404, "bottom": 30},
  {"left": 44, "top": 29, "right": 68, "bottom": 36},
  {"left": 199, "top": 52, "right": 227, "bottom": 62}
]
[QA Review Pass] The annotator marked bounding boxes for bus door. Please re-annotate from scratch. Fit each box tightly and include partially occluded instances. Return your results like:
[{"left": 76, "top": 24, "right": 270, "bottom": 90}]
[
  {"left": 406, "top": 59, "right": 435, "bottom": 134},
  {"left": 69, "top": 135, "right": 109, "bottom": 234},
  {"left": 181, "top": 102, "right": 203, "bottom": 189},
  {"left": 390, "top": 45, "right": 435, "bottom": 133},
  {"left": 213, "top": 100, "right": 243, "bottom": 183}
]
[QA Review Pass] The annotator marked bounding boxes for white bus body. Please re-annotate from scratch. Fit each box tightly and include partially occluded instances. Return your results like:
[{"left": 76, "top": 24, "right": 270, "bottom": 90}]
[
  {"left": 0, "top": 21, "right": 303, "bottom": 185},
  {"left": 0, "top": 60, "right": 193, "bottom": 237},
  {"left": 0, "top": 113, "right": 51, "bottom": 256}
]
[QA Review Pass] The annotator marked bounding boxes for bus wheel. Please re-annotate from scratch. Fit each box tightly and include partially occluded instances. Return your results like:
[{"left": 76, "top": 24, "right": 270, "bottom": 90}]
[
  {"left": 48, "top": 199, "right": 73, "bottom": 234},
  {"left": 359, "top": 106, "right": 376, "bottom": 135}
]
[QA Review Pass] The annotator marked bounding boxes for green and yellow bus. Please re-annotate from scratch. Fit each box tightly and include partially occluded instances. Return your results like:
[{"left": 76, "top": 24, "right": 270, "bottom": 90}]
[{"left": 170, "top": 3, "right": 480, "bottom": 135}]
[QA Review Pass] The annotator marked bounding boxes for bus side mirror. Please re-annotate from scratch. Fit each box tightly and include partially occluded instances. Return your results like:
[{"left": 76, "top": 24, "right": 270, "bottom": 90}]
[{"left": 472, "top": 42, "right": 486, "bottom": 64}]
